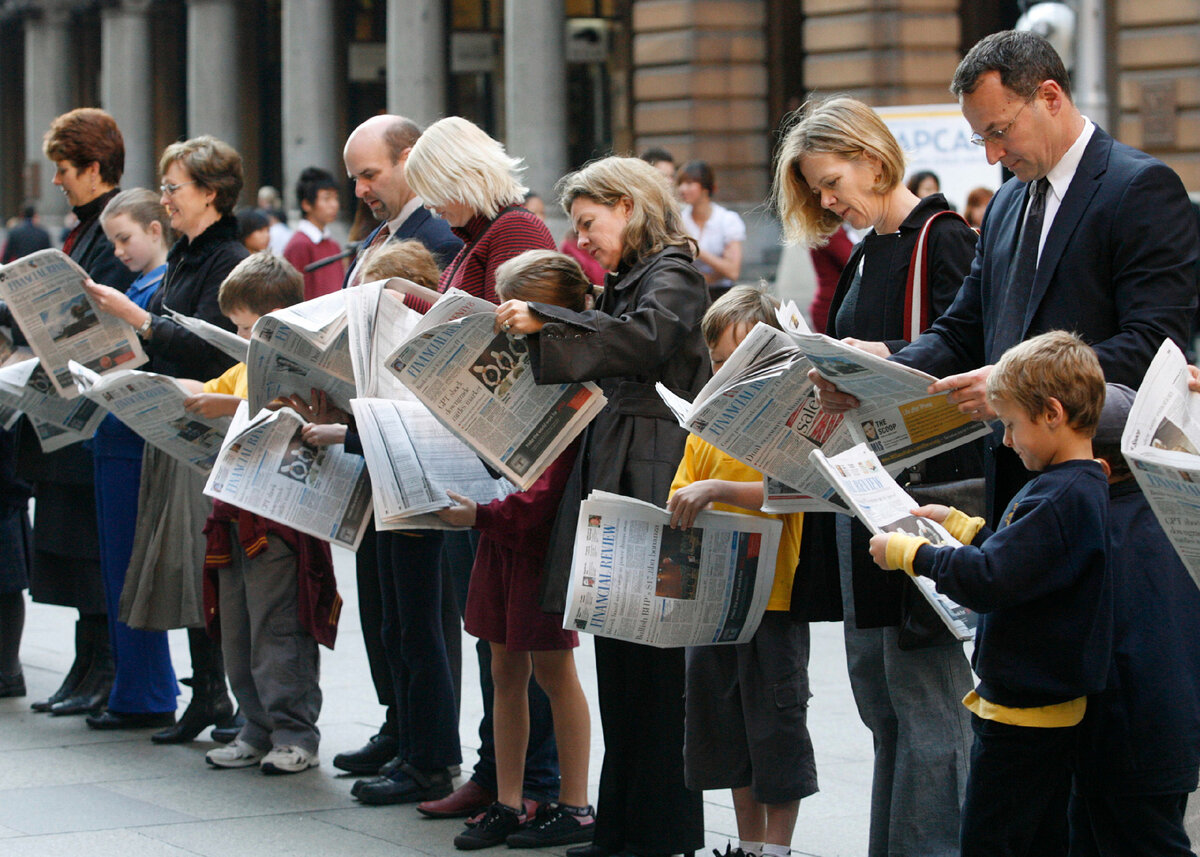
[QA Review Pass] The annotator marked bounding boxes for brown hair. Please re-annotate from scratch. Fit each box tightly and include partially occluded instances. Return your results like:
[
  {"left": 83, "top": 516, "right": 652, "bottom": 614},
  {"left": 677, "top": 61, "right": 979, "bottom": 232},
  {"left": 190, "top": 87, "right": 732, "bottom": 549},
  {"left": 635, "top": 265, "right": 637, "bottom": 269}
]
[
  {"left": 359, "top": 239, "right": 441, "bottom": 289},
  {"left": 100, "top": 188, "right": 174, "bottom": 245},
  {"left": 494, "top": 249, "right": 591, "bottom": 312},
  {"left": 159, "top": 136, "right": 244, "bottom": 215},
  {"left": 218, "top": 253, "right": 303, "bottom": 317},
  {"left": 701, "top": 285, "right": 781, "bottom": 348},
  {"left": 43, "top": 108, "right": 125, "bottom": 186},
  {"left": 986, "top": 330, "right": 1105, "bottom": 436}
]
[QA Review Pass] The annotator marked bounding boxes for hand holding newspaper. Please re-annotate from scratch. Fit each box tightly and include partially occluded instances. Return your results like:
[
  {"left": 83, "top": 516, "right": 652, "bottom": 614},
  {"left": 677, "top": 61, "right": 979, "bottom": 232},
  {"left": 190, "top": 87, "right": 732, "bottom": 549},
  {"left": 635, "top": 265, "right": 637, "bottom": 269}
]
[
  {"left": 562, "top": 490, "right": 781, "bottom": 648},
  {"left": 0, "top": 249, "right": 146, "bottom": 397},
  {"left": 0, "top": 358, "right": 106, "bottom": 451},
  {"left": 809, "top": 442, "right": 976, "bottom": 641},
  {"left": 1122, "top": 339, "right": 1200, "bottom": 590},
  {"left": 385, "top": 288, "right": 606, "bottom": 490}
]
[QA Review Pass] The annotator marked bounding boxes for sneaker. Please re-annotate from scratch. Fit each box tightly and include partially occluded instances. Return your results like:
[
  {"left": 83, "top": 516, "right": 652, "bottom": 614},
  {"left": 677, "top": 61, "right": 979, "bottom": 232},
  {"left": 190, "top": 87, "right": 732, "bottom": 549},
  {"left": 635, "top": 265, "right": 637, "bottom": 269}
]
[
  {"left": 454, "top": 802, "right": 525, "bottom": 850},
  {"left": 261, "top": 744, "right": 319, "bottom": 775},
  {"left": 206, "top": 738, "right": 267, "bottom": 769},
  {"left": 507, "top": 802, "right": 596, "bottom": 848}
]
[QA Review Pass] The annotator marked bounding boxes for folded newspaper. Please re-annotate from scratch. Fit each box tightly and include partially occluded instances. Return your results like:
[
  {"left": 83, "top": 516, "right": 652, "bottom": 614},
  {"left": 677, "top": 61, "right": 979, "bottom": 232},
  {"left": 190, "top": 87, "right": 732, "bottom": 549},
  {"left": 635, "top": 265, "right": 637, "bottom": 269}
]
[
  {"left": 164, "top": 308, "right": 249, "bottom": 364},
  {"left": 809, "top": 442, "right": 976, "bottom": 641},
  {"left": 204, "top": 403, "right": 373, "bottom": 551},
  {"left": 246, "top": 291, "right": 356, "bottom": 415},
  {"left": 72, "top": 366, "right": 231, "bottom": 474},
  {"left": 344, "top": 279, "right": 423, "bottom": 399},
  {"left": 386, "top": 288, "right": 607, "bottom": 491},
  {"left": 1121, "top": 339, "right": 1200, "bottom": 590},
  {"left": 0, "top": 249, "right": 147, "bottom": 397},
  {"left": 0, "top": 357, "right": 106, "bottom": 451},
  {"left": 562, "top": 490, "right": 781, "bottom": 648}
]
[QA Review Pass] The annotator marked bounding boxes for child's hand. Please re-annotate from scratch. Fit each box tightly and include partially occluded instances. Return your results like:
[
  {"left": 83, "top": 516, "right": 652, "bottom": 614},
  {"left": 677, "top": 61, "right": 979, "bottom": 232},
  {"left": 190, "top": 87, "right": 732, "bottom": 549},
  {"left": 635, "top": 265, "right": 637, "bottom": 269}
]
[
  {"left": 1189, "top": 365, "right": 1200, "bottom": 394},
  {"left": 667, "top": 481, "right": 716, "bottom": 530},
  {"left": 301, "top": 423, "right": 347, "bottom": 447},
  {"left": 495, "top": 300, "right": 545, "bottom": 335},
  {"left": 435, "top": 490, "right": 478, "bottom": 527},
  {"left": 183, "top": 393, "right": 241, "bottom": 419},
  {"left": 911, "top": 504, "right": 951, "bottom": 524},
  {"left": 869, "top": 532, "right": 897, "bottom": 569}
]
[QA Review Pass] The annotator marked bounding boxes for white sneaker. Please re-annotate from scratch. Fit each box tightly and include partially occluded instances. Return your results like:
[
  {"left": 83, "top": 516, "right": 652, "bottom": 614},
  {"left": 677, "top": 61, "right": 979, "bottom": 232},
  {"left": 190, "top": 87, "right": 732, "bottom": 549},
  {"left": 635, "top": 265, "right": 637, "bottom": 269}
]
[
  {"left": 206, "top": 738, "right": 266, "bottom": 769},
  {"left": 260, "top": 744, "right": 319, "bottom": 775}
]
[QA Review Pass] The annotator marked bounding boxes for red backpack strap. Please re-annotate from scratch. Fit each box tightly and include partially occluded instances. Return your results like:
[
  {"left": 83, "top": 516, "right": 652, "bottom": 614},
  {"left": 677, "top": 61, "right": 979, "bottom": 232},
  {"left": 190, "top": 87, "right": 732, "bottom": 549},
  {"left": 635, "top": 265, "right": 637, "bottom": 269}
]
[{"left": 903, "top": 210, "right": 973, "bottom": 342}]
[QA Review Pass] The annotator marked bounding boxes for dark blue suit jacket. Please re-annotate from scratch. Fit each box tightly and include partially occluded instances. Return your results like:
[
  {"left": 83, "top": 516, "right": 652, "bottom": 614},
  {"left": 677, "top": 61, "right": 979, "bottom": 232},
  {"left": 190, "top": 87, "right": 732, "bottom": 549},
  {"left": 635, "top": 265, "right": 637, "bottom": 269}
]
[{"left": 342, "top": 206, "right": 462, "bottom": 289}]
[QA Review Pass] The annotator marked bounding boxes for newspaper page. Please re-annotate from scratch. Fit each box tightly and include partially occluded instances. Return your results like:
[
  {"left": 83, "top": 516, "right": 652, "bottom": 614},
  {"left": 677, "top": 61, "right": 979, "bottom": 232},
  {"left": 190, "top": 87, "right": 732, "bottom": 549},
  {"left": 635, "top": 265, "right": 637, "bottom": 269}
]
[
  {"left": 350, "top": 397, "right": 517, "bottom": 530},
  {"left": 163, "top": 308, "right": 248, "bottom": 364},
  {"left": 343, "top": 279, "right": 423, "bottom": 399},
  {"left": 0, "top": 249, "right": 147, "bottom": 397},
  {"left": 809, "top": 442, "right": 976, "bottom": 641},
  {"left": 562, "top": 490, "right": 781, "bottom": 648},
  {"left": 1121, "top": 339, "right": 1200, "bottom": 589},
  {"left": 204, "top": 403, "right": 373, "bottom": 550},
  {"left": 387, "top": 288, "right": 606, "bottom": 490},
  {"left": 73, "top": 367, "right": 231, "bottom": 474},
  {"left": 0, "top": 358, "right": 106, "bottom": 451},
  {"left": 246, "top": 291, "right": 356, "bottom": 414},
  {"left": 760, "top": 474, "right": 848, "bottom": 514}
]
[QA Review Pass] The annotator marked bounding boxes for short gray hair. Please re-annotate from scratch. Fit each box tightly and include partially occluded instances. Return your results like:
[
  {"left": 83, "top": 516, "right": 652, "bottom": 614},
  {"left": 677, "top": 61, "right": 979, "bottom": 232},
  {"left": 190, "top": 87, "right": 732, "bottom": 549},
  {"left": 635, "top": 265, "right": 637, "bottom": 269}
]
[{"left": 405, "top": 116, "right": 527, "bottom": 219}]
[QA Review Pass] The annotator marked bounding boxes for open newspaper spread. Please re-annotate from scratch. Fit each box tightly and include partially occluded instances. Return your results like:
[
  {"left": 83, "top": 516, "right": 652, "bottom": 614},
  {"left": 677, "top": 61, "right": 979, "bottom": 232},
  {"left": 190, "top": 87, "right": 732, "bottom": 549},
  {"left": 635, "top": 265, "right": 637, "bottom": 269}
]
[
  {"left": 72, "top": 366, "right": 231, "bottom": 474},
  {"left": 562, "top": 490, "right": 781, "bottom": 648},
  {"left": 163, "top": 308, "right": 249, "bottom": 364},
  {"left": 350, "top": 397, "right": 517, "bottom": 530},
  {"left": 204, "top": 403, "right": 373, "bottom": 550},
  {"left": 0, "top": 357, "right": 106, "bottom": 451},
  {"left": 809, "top": 442, "right": 976, "bottom": 641},
  {"left": 1122, "top": 339, "right": 1200, "bottom": 589},
  {"left": 246, "top": 291, "right": 356, "bottom": 414},
  {"left": 385, "top": 288, "right": 606, "bottom": 491},
  {"left": 343, "top": 278, "right": 423, "bottom": 399},
  {"left": 0, "top": 249, "right": 146, "bottom": 397}
]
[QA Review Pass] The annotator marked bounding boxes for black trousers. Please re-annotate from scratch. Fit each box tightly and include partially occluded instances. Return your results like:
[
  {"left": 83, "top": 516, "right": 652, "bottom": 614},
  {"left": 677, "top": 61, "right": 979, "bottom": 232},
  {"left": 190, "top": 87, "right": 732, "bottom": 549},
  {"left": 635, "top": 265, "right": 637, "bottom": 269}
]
[{"left": 1069, "top": 790, "right": 1194, "bottom": 857}]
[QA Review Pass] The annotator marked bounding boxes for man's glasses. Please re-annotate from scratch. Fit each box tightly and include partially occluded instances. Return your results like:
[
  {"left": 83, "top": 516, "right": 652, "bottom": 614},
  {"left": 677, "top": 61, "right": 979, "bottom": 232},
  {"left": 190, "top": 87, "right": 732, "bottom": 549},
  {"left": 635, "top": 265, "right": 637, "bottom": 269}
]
[{"left": 970, "top": 88, "right": 1040, "bottom": 147}]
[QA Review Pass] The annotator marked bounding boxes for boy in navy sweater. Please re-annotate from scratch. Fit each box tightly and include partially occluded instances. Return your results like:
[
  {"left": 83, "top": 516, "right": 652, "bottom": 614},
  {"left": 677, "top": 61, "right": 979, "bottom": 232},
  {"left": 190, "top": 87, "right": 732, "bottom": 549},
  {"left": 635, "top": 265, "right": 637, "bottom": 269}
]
[{"left": 868, "top": 331, "right": 1112, "bottom": 857}]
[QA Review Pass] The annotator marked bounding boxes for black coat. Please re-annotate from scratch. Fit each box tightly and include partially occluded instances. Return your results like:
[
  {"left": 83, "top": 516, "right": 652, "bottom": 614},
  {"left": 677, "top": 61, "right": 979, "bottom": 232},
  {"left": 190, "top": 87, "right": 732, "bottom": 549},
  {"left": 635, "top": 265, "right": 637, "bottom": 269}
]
[{"left": 1, "top": 219, "right": 51, "bottom": 263}]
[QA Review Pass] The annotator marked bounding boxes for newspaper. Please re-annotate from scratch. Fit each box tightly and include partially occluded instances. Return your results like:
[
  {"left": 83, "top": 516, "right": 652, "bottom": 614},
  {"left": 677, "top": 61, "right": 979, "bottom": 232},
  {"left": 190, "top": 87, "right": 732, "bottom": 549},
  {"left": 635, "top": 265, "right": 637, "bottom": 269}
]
[
  {"left": 0, "top": 358, "right": 107, "bottom": 451},
  {"left": 343, "top": 279, "right": 423, "bottom": 399},
  {"left": 561, "top": 490, "right": 781, "bottom": 648},
  {"left": 204, "top": 403, "right": 373, "bottom": 550},
  {"left": 809, "top": 442, "right": 977, "bottom": 641},
  {"left": 0, "top": 249, "right": 147, "bottom": 397},
  {"left": 350, "top": 397, "right": 518, "bottom": 530},
  {"left": 1121, "top": 339, "right": 1200, "bottom": 589},
  {"left": 246, "top": 291, "right": 356, "bottom": 415},
  {"left": 163, "top": 308, "right": 249, "bottom": 364},
  {"left": 72, "top": 366, "right": 231, "bottom": 474},
  {"left": 761, "top": 474, "right": 848, "bottom": 514}
]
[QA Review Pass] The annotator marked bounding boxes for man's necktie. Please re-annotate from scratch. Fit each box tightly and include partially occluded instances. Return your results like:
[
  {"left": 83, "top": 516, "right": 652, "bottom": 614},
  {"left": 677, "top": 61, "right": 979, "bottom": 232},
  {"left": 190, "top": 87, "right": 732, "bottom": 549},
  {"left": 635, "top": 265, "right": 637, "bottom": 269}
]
[{"left": 994, "top": 178, "right": 1048, "bottom": 357}]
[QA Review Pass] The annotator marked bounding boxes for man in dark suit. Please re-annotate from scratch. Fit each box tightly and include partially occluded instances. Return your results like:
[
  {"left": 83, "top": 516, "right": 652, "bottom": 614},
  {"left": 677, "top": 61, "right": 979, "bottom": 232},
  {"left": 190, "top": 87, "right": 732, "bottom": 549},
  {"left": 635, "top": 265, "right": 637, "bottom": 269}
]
[
  {"left": 1, "top": 204, "right": 51, "bottom": 264},
  {"left": 816, "top": 30, "right": 1199, "bottom": 521}
]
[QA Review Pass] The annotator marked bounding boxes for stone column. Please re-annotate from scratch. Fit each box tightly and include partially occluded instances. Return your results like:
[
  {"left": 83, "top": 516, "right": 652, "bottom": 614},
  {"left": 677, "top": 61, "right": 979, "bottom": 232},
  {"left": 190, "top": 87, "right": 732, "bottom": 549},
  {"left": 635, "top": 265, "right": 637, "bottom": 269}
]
[
  {"left": 24, "top": 1, "right": 74, "bottom": 217},
  {"left": 386, "top": 0, "right": 445, "bottom": 127},
  {"left": 186, "top": 0, "right": 241, "bottom": 148},
  {"left": 281, "top": 0, "right": 341, "bottom": 217},
  {"left": 101, "top": 0, "right": 155, "bottom": 189},
  {"left": 504, "top": 0, "right": 567, "bottom": 199}
]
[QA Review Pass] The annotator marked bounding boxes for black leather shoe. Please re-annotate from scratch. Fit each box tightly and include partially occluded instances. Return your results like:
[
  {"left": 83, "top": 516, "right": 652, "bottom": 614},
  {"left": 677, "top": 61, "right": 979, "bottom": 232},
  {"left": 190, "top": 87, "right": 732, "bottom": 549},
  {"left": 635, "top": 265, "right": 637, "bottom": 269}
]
[
  {"left": 209, "top": 708, "right": 245, "bottom": 744},
  {"left": 333, "top": 733, "right": 400, "bottom": 775},
  {"left": 151, "top": 676, "right": 234, "bottom": 744},
  {"left": 86, "top": 710, "right": 176, "bottom": 730},
  {"left": 353, "top": 762, "right": 453, "bottom": 805},
  {"left": 49, "top": 681, "right": 112, "bottom": 716}
]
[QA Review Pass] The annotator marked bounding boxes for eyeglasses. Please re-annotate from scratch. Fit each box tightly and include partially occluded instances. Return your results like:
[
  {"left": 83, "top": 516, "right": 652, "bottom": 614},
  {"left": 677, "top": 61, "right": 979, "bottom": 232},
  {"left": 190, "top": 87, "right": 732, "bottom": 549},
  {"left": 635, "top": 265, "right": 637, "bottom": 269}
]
[
  {"left": 969, "top": 88, "right": 1040, "bottom": 147},
  {"left": 160, "top": 180, "right": 196, "bottom": 196}
]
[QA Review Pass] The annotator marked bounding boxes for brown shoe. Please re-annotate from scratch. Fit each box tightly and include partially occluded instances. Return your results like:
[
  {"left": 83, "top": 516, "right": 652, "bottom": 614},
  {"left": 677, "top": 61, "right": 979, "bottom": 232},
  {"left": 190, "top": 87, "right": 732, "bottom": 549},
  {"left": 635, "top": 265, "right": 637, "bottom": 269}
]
[{"left": 416, "top": 778, "right": 494, "bottom": 818}]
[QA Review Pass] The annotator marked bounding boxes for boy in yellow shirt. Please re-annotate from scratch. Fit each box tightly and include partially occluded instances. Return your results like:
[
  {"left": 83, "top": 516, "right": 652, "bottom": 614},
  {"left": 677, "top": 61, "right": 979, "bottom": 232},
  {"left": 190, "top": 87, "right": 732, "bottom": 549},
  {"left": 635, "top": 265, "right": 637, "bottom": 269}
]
[{"left": 666, "top": 287, "right": 815, "bottom": 857}]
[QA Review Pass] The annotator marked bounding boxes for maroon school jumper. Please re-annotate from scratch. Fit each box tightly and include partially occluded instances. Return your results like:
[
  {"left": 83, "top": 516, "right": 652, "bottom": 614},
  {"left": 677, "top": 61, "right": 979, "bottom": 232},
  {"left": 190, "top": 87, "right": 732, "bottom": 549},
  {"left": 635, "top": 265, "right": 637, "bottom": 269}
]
[{"left": 283, "top": 226, "right": 344, "bottom": 301}]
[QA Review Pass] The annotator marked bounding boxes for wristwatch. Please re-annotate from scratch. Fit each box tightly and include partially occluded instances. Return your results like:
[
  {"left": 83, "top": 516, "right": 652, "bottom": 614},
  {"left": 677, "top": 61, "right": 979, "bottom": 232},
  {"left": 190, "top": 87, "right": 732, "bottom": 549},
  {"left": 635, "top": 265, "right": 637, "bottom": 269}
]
[{"left": 137, "top": 314, "right": 153, "bottom": 339}]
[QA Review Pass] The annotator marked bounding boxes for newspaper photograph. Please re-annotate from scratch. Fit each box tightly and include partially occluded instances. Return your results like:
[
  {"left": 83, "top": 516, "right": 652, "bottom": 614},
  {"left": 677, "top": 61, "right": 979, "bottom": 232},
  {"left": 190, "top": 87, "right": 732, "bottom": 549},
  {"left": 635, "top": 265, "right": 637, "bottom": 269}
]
[
  {"left": 246, "top": 291, "right": 356, "bottom": 415},
  {"left": 204, "top": 403, "right": 373, "bottom": 550},
  {"left": 1121, "top": 339, "right": 1200, "bottom": 589},
  {"left": 73, "top": 366, "right": 231, "bottom": 474},
  {"left": 0, "top": 357, "right": 106, "bottom": 451},
  {"left": 350, "top": 397, "right": 517, "bottom": 530},
  {"left": 387, "top": 288, "right": 606, "bottom": 490},
  {"left": 343, "top": 278, "right": 423, "bottom": 399},
  {"left": 0, "top": 249, "right": 147, "bottom": 397},
  {"left": 562, "top": 490, "right": 781, "bottom": 648},
  {"left": 163, "top": 308, "right": 249, "bottom": 364},
  {"left": 809, "top": 442, "right": 976, "bottom": 641}
]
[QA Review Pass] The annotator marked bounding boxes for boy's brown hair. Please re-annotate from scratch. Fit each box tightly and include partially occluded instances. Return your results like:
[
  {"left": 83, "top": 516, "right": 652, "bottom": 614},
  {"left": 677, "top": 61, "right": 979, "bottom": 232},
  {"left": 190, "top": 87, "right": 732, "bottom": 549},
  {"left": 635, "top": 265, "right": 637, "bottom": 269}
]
[
  {"left": 700, "top": 285, "right": 782, "bottom": 348},
  {"left": 359, "top": 239, "right": 441, "bottom": 289},
  {"left": 986, "top": 330, "right": 1106, "bottom": 436},
  {"left": 217, "top": 253, "right": 304, "bottom": 316},
  {"left": 494, "top": 249, "right": 592, "bottom": 312}
]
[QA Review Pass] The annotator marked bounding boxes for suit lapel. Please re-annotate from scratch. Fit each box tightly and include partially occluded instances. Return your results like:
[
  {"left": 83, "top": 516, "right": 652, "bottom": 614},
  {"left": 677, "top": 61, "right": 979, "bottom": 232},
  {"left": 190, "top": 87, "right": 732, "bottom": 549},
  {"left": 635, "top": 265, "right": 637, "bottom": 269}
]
[{"left": 394, "top": 207, "right": 428, "bottom": 240}]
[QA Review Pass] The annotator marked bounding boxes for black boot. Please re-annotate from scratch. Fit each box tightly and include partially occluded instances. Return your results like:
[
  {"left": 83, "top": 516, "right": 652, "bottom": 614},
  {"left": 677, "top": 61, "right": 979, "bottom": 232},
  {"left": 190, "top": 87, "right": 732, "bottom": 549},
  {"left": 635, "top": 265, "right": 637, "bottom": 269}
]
[
  {"left": 31, "top": 616, "right": 93, "bottom": 711},
  {"left": 152, "top": 629, "right": 233, "bottom": 744},
  {"left": 49, "top": 617, "right": 114, "bottom": 716}
]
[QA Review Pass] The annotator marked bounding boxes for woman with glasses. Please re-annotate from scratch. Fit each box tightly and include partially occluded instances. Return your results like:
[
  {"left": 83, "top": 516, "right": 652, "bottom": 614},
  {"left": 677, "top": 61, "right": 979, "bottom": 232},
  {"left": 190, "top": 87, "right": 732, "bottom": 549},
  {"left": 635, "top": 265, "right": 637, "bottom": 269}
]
[
  {"left": 772, "top": 96, "right": 980, "bottom": 857},
  {"left": 85, "top": 136, "right": 249, "bottom": 745}
]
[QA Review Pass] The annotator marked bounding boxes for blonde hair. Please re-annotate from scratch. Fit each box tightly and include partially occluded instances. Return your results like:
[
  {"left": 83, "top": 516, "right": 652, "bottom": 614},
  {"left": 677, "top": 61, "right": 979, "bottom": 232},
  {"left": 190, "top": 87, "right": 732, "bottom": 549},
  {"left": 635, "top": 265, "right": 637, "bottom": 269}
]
[
  {"left": 772, "top": 96, "right": 907, "bottom": 247},
  {"left": 405, "top": 116, "right": 527, "bottom": 219},
  {"left": 555, "top": 156, "right": 694, "bottom": 269},
  {"left": 218, "top": 253, "right": 303, "bottom": 316},
  {"left": 359, "top": 239, "right": 441, "bottom": 289},
  {"left": 159, "top": 135, "right": 244, "bottom": 215},
  {"left": 101, "top": 188, "right": 174, "bottom": 245},
  {"left": 495, "top": 249, "right": 592, "bottom": 312},
  {"left": 701, "top": 285, "right": 781, "bottom": 348},
  {"left": 986, "top": 330, "right": 1106, "bottom": 435}
]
